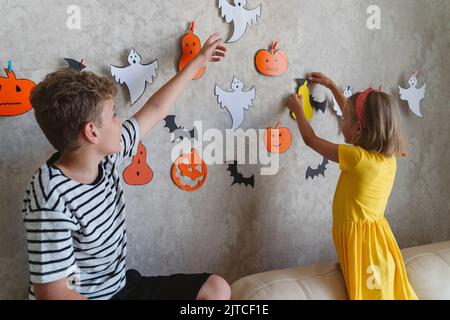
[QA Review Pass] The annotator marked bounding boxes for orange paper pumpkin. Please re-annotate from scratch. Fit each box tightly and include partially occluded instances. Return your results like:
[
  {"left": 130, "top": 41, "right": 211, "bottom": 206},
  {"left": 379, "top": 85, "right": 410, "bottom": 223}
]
[
  {"left": 171, "top": 148, "right": 207, "bottom": 191},
  {"left": 255, "top": 42, "right": 288, "bottom": 77},
  {"left": 123, "top": 142, "right": 154, "bottom": 186},
  {"left": 0, "top": 68, "right": 36, "bottom": 116},
  {"left": 265, "top": 122, "right": 292, "bottom": 154},
  {"left": 179, "top": 21, "right": 206, "bottom": 80}
]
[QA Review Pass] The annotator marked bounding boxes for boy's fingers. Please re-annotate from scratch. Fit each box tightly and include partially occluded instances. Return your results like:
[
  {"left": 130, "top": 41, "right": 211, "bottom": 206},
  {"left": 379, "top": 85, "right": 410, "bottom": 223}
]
[
  {"left": 212, "top": 51, "right": 226, "bottom": 57},
  {"left": 207, "top": 33, "right": 222, "bottom": 44},
  {"left": 211, "top": 39, "right": 224, "bottom": 49},
  {"left": 215, "top": 45, "right": 227, "bottom": 52}
]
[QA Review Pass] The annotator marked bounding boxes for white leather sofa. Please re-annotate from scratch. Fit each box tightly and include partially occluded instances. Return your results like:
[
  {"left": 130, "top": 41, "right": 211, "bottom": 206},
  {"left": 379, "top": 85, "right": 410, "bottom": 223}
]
[{"left": 231, "top": 240, "right": 450, "bottom": 300}]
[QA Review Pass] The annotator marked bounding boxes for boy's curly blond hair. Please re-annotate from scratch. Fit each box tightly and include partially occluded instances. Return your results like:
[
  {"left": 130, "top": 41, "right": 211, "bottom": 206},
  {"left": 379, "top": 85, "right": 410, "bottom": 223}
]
[
  {"left": 30, "top": 69, "right": 117, "bottom": 153},
  {"left": 347, "top": 91, "right": 406, "bottom": 157}
]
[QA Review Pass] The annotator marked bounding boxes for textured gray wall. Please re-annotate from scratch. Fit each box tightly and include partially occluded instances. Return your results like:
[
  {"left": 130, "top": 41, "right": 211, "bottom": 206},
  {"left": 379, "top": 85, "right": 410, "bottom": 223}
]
[{"left": 1, "top": 0, "right": 449, "bottom": 299}]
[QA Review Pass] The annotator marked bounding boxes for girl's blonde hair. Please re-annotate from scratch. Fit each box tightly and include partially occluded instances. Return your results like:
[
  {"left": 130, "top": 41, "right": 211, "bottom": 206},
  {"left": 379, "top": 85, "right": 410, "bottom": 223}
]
[{"left": 347, "top": 91, "right": 406, "bottom": 158}]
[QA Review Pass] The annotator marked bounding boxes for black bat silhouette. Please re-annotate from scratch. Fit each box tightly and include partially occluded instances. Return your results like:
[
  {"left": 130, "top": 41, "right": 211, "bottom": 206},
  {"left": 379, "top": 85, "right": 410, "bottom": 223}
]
[
  {"left": 296, "top": 79, "right": 327, "bottom": 113},
  {"left": 163, "top": 115, "right": 197, "bottom": 143},
  {"left": 227, "top": 161, "right": 255, "bottom": 188},
  {"left": 306, "top": 157, "right": 329, "bottom": 180},
  {"left": 64, "top": 58, "right": 86, "bottom": 72}
]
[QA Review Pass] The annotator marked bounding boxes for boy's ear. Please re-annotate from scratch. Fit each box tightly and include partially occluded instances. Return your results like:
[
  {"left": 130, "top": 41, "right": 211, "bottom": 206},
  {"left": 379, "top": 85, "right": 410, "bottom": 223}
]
[{"left": 82, "top": 122, "right": 99, "bottom": 144}]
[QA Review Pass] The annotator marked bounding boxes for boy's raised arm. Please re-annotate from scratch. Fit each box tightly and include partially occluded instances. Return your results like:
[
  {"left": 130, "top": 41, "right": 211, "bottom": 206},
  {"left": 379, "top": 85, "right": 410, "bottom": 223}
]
[{"left": 133, "top": 33, "right": 226, "bottom": 140}]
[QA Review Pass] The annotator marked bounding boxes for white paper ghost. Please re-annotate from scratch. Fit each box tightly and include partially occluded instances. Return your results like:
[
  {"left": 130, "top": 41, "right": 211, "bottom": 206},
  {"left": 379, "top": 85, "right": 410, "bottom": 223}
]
[
  {"left": 215, "top": 77, "right": 256, "bottom": 130},
  {"left": 399, "top": 71, "right": 427, "bottom": 118},
  {"left": 218, "top": 0, "right": 261, "bottom": 43},
  {"left": 111, "top": 48, "right": 159, "bottom": 105},
  {"left": 333, "top": 86, "right": 353, "bottom": 117}
]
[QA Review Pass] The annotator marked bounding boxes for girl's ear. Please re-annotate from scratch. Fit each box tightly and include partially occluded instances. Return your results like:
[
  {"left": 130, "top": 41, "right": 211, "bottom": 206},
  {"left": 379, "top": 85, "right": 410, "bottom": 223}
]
[{"left": 353, "top": 121, "right": 362, "bottom": 142}]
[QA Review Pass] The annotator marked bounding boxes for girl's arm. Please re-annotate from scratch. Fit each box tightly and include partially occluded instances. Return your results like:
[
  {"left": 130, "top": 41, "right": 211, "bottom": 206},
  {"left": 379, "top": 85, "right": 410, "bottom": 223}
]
[
  {"left": 287, "top": 93, "right": 339, "bottom": 163},
  {"left": 309, "top": 72, "right": 346, "bottom": 114},
  {"left": 134, "top": 33, "right": 226, "bottom": 140}
]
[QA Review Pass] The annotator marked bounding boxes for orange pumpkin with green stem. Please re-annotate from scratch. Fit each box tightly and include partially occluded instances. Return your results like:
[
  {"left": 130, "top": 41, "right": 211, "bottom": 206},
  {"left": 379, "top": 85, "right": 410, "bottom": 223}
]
[
  {"left": 0, "top": 68, "right": 36, "bottom": 116},
  {"left": 179, "top": 21, "right": 206, "bottom": 80}
]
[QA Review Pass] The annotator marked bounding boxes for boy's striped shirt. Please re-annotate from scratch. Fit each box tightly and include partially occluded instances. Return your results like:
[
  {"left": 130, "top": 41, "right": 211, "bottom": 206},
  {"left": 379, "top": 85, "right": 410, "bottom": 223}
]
[{"left": 22, "top": 118, "right": 140, "bottom": 300}]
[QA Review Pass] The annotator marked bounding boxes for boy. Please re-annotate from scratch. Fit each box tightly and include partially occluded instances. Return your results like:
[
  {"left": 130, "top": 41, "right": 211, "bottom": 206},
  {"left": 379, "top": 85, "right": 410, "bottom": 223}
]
[{"left": 22, "top": 33, "right": 230, "bottom": 300}]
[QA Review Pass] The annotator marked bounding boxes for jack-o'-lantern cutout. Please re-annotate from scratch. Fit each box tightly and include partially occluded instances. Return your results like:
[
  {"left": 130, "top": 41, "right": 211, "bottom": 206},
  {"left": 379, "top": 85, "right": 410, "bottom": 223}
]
[
  {"left": 255, "top": 41, "right": 288, "bottom": 77},
  {"left": 171, "top": 148, "right": 207, "bottom": 191},
  {"left": 0, "top": 68, "right": 36, "bottom": 116},
  {"left": 123, "top": 142, "right": 154, "bottom": 186},
  {"left": 265, "top": 122, "right": 292, "bottom": 154},
  {"left": 179, "top": 21, "right": 206, "bottom": 80}
]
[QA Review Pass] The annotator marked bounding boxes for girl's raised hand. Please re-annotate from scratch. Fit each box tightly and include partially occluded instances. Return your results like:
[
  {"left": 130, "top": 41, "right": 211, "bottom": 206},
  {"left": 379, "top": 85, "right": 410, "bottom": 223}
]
[
  {"left": 198, "top": 33, "right": 227, "bottom": 67},
  {"left": 287, "top": 93, "right": 303, "bottom": 115},
  {"left": 308, "top": 72, "right": 332, "bottom": 89}
]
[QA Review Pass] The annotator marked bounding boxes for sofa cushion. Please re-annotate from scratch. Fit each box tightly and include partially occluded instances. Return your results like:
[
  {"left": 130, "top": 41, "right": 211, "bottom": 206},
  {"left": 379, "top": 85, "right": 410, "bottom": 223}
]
[
  {"left": 401, "top": 241, "right": 450, "bottom": 300},
  {"left": 231, "top": 240, "right": 450, "bottom": 300},
  {"left": 231, "top": 261, "right": 348, "bottom": 300}
]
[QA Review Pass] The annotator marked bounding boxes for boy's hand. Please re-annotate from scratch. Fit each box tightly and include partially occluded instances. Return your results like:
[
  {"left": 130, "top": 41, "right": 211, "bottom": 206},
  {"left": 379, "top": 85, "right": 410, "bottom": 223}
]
[
  {"left": 287, "top": 93, "right": 303, "bottom": 115},
  {"left": 308, "top": 72, "right": 333, "bottom": 89},
  {"left": 197, "top": 33, "right": 227, "bottom": 67}
]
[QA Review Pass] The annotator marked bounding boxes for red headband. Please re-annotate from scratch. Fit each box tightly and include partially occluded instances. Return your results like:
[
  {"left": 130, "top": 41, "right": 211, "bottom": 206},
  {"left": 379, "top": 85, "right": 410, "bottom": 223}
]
[{"left": 355, "top": 87, "right": 377, "bottom": 128}]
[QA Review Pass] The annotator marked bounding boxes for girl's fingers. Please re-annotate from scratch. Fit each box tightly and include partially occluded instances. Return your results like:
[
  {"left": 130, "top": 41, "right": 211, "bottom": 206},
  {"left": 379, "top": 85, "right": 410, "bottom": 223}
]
[
  {"left": 309, "top": 72, "right": 328, "bottom": 85},
  {"left": 210, "top": 57, "right": 221, "bottom": 63},
  {"left": 309, "top": 72, "right": 323, "bottom": 78},
  {"left": 309, "top": 77, "right": 324, "bottom": 85}
]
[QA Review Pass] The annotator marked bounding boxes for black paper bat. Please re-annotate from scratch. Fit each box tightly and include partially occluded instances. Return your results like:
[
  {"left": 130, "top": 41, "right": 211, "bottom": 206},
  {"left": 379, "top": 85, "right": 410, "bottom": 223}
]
[
  {"left": 306, "top": 157, "right": 329, "bottom": 180},
  {"left": 296, "top": 79, "right": 327, "bottom": 113},
  {"left": 64, "top": 58, "right": 86, "bottom": 72},
  {"left": 227, "top": 161, "right": 255, "bottom": 188},
  {"left": 311, "top": 96, "right": 327, "bottom": 113},
  {"left": 163, "top": 115, "right": 196, "bottom": 143}
]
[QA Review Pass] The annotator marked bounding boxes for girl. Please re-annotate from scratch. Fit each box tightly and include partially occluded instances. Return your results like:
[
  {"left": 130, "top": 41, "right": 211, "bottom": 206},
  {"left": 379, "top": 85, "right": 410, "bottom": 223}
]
[{"left": 287, "top": 72, "right": 417, "bottom": 300}]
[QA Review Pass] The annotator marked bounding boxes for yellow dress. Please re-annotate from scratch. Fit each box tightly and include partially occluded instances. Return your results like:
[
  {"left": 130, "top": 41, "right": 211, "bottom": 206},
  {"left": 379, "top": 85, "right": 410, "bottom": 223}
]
[{"left": 332, "top": 144, "right": 418, "bottom": 300}]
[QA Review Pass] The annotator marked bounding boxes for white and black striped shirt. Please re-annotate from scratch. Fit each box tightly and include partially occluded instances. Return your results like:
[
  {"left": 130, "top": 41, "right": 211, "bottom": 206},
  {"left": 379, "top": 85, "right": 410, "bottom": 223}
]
[{"left": 22, "top": 118, "right": 140, "bottom": 300}]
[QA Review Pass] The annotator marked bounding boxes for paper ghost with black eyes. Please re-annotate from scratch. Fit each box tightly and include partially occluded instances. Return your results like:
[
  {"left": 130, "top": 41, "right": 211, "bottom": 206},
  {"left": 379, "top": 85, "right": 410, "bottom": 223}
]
[
  {"left": 64, "top": 58, "right": 86, "bottom": 72},
  {"left": 111, "top": 48, "right": 158, "bottom": 105},
  {"left": 227, "top": 161, "right": 254, "bottom": 188},
  {"left": 399, "top": 71, "right": 427, "bottom": 118},
  {"left": 218, "top": 0, "right": 262, "bottom": 43},
  {"left": 163, "top": 115, "right": 197, "bottom": 143},
  {"left": 306, "top": 157, "right": 329, "bottom": 180},
  {"left": 215, "top": 77, "right": 256, "bottom": 130}
]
